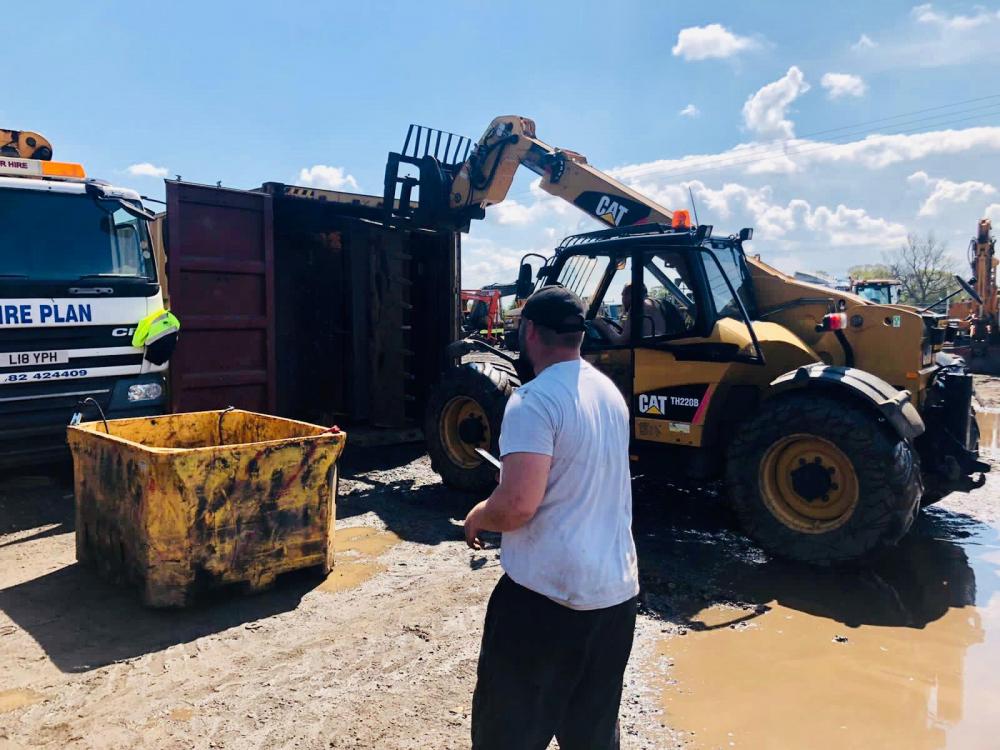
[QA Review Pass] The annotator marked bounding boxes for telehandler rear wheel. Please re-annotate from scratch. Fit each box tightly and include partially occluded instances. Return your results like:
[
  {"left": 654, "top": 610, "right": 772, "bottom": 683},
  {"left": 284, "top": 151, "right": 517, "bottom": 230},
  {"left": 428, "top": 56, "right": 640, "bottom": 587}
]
[
  {"left": 425, "top": 357, "right": 520, "bottom": 492},
  {"left": 726, "top": 392, "right": 922, "bottom": 564}
]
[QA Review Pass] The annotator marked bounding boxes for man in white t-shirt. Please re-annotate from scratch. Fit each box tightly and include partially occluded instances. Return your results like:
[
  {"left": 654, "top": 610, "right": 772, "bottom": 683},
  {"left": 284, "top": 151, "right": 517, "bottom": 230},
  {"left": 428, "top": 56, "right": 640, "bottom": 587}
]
[{"left": 463, "top": 285, "right": 639, "bottom": 750}]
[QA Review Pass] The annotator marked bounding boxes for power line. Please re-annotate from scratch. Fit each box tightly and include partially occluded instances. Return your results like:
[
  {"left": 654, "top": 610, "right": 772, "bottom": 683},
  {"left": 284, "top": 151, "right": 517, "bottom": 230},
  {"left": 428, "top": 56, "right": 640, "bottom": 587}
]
[
  {"left": 497, "top": 93, "right": 1000, "bottom": 203},
  {"left": 770, "top": 92, "right": 1000, "bottom": 142},
  {"left": 656, "top": 108, "right": 1000, "bottom": 182},
  {"left": 622, "top": 102, "right": 1000, "bottom": 181}
]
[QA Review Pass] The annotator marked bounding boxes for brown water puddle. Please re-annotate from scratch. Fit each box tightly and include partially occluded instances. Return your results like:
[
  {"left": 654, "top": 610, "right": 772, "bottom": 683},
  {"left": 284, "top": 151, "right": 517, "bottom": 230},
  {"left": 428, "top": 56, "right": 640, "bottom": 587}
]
[
  {"left": 0, "top": 688, "right": 45, "bottom": 713},
  {"left": 317, "top": 526, "right": 401, "bottom": 594},
  {"left": 977, "top": 409, "right": 999, "bottom": 457},
  {"left": 168, "top": 706, "right": 195, "bottom": 722},
  {"left": 655, "top": 521, "right": 1000, "bottom": 749}
]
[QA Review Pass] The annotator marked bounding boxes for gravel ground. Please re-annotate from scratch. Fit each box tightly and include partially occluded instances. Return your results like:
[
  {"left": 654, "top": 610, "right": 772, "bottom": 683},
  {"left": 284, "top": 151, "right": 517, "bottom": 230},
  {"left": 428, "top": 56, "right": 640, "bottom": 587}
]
[{"left": 1, "top": 378, "right": 998, "bottom": 750}]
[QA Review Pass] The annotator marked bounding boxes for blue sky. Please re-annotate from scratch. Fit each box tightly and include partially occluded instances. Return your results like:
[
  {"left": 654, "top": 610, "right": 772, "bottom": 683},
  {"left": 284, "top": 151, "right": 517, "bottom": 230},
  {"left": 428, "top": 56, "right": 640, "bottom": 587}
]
[{"left": 7, "top": 1, "right": 1000, "bottom": 285}]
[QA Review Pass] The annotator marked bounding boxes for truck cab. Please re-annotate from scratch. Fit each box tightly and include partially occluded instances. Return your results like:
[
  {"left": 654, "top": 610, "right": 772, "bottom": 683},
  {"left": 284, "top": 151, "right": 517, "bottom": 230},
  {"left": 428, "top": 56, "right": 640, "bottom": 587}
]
[{"left": 0, "top": 148, "right": 171, "bottom": 467}]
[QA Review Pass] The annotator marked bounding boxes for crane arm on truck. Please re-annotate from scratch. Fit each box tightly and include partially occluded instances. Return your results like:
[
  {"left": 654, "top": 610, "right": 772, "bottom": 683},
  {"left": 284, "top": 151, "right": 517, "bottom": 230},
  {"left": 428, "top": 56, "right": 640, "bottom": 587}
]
[{"left": 0, "top": 128, "right": 53, "bottom": 160}]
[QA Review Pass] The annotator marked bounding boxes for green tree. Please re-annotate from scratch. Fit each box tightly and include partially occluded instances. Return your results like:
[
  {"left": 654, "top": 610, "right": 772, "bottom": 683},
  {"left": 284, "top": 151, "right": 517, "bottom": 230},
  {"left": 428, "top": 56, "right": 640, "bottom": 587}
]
[
  {"left": 884, "top": 232, "right": 958, "bottom": 306},
  {"left": 847, "top": 263, "right": 893, "bottom": 281}
]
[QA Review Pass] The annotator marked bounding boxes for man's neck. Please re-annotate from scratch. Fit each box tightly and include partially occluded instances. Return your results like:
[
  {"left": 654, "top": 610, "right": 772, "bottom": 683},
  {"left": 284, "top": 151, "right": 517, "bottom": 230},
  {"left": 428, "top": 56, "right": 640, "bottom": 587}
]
[{"left": 532, "top": 350, "right": 581, "bottom": 375}]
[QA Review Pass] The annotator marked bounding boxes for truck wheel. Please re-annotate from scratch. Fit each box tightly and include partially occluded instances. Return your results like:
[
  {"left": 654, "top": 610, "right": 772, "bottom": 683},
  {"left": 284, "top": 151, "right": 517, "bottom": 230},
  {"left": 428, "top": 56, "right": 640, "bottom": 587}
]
[
  {"left": 425, "top": 357, "right": 519, "bottom": 492},
  {"left": 726, "top": 393, "right": 922, "bottom": 565}
]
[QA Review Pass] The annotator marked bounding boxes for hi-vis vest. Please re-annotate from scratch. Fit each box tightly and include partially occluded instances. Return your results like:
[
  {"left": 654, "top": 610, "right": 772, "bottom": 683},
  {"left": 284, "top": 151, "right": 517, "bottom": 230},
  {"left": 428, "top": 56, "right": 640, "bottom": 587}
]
[{"left": 132, "top": 309, "right": 180, "bottom": 366}]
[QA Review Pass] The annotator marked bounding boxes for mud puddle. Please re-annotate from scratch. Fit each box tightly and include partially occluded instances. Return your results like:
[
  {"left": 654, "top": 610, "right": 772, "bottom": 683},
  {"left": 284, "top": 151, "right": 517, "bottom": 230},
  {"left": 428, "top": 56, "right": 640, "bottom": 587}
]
[
  {"left": 655, "top": 513, "right": 1000, "bottom": 749},
  {"left": 317, "top": 526, "right": 400, "bottom": 594},
  {"left": 0, "top": 688, "right": 45, "bottom": 713},
  {"left": 977, "top": 409, "right": 999, "bottom": 457}
]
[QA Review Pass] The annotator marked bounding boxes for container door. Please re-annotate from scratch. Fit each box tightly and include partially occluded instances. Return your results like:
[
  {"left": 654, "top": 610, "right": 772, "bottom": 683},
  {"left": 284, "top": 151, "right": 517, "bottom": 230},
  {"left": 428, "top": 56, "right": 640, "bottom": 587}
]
[{"left": 165, "top": 181, "right": 276, "bottom": 413}]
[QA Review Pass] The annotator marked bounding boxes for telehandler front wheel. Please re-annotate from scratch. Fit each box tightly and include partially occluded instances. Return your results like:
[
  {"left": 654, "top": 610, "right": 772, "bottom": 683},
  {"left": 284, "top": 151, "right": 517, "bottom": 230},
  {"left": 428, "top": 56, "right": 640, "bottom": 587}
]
[
  {"left": 726, "top": 392, "right": 922, "bottom": 565},
  {"left": 425, "top": 357, "right": 519, "bottom": 493}
]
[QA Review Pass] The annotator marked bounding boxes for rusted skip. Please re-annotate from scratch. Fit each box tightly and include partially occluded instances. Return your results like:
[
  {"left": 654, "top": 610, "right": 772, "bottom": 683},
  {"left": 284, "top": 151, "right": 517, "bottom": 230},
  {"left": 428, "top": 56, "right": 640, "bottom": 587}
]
[{"left": 67, "top": 409, "right": 346, "bottom": 607}]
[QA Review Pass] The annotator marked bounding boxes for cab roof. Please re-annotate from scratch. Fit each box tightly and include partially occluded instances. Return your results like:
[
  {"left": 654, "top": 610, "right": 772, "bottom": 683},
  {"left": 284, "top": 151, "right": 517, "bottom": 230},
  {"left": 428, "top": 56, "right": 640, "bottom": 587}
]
[{"left": 0, "top": 176, "right": 141, "bottom": 201}]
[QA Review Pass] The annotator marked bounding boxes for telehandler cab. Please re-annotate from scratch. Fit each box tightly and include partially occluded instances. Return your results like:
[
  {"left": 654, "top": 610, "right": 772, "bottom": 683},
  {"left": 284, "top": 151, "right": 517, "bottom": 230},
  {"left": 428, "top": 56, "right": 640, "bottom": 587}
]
[{"left": 383, "top": 116, "right": 989, "bottom": 564}]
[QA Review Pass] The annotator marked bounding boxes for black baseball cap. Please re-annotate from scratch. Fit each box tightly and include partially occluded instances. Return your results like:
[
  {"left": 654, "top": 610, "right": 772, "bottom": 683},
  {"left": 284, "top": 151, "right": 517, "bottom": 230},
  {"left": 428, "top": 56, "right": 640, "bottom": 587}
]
[{"left": 521, "top": 285, "right": 587, "bottom": 333}]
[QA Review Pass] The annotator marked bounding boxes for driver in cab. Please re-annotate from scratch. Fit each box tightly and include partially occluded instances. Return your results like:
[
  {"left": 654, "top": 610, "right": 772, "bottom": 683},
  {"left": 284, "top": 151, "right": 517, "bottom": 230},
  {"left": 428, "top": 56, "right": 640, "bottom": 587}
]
[{"left": 591, "top": 282, "right": 666, "bottom": 343}]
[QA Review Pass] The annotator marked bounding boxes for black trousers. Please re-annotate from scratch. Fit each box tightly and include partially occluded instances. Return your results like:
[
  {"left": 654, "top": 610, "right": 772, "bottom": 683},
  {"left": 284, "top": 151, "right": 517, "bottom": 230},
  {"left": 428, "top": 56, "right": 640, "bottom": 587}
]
[{"left": 471, "top": 574, "right": 638, "bottom": 750}]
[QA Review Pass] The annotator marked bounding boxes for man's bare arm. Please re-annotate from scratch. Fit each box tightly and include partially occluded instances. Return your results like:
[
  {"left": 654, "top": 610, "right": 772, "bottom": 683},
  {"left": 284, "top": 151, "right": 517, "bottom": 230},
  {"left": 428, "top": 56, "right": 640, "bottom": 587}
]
[{"left": 463, "top": 452, "right": 552, "bottom": 549}]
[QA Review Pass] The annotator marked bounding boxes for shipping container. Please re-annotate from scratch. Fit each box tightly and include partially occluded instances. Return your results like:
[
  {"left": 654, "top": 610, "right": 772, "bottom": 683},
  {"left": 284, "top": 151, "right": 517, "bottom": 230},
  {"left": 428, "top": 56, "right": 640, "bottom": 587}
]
[{"left": 164, "top": 180, "right": 460, "bottom": 433}]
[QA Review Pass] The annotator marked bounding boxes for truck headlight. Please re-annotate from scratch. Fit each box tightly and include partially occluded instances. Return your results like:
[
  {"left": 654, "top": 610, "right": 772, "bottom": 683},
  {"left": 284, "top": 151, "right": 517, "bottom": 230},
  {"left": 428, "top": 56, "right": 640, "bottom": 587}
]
[{"left": 127, "top": 383, "right": 164, "bottom": 402}]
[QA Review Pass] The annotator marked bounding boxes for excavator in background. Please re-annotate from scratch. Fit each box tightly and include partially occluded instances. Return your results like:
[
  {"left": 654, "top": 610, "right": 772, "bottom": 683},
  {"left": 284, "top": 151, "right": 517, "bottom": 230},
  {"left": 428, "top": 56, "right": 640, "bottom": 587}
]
[
  {"left": 383, "top": 115, "right": 988, "bottom": 565},
  {"left": 949, "top": 219, "right": 998, "bottom": 361},
  {"left": 460, "top": 288, "right": 503, "bottom": 342}
]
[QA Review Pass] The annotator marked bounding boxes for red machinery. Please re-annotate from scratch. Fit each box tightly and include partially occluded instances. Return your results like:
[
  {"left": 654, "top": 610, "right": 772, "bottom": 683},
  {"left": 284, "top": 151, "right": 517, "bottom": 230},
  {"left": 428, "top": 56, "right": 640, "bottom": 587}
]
[{"left": 460, "top": 288, "right": 503, "bottom": 342}]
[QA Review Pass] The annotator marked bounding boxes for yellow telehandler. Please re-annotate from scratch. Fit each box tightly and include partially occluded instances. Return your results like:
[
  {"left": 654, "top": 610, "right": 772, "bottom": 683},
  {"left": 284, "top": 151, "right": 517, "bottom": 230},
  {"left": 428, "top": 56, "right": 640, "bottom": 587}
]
[{"left": 383, "top": 116, "right": 988, "bottom": 564}]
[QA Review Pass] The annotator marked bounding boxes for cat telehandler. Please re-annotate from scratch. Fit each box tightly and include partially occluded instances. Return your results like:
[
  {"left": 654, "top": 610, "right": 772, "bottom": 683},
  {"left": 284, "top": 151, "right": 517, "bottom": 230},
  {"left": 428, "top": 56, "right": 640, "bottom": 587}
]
[{"left": 382, "top": 116, "right": 989, "bottom": 564}]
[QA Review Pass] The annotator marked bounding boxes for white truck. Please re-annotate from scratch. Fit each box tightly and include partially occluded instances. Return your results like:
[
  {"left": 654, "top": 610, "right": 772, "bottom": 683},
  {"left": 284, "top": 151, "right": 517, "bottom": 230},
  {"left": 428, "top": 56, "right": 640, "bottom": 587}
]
[{"left": 0, "top": 129, "right": 175, "bottom": 467}]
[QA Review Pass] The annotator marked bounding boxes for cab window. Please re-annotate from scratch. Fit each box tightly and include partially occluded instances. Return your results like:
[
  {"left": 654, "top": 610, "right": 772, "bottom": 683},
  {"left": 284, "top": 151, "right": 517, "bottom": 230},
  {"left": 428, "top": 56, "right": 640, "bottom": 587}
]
[
  {"left": 704, "top": 242, "right": 753, "bottom": 320},
  {"left": 640, "top": 251, "right": 698, "bottom": 338},
  {"left": 556, "top": 253, "right": 609, "bottom": 308}
]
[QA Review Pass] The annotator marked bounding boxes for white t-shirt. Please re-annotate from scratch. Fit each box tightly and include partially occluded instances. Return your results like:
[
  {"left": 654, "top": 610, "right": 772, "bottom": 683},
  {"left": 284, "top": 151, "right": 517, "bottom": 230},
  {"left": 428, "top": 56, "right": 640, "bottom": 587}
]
[{"left": 498, "top": 358, "right": 639, "bottom": 611}]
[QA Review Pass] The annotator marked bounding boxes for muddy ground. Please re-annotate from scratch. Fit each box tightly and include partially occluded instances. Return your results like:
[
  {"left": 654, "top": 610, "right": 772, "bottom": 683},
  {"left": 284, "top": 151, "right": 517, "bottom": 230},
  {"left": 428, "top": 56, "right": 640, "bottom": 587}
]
[{"left": 0, "top": 382, "right": 998, "bottom": 749}]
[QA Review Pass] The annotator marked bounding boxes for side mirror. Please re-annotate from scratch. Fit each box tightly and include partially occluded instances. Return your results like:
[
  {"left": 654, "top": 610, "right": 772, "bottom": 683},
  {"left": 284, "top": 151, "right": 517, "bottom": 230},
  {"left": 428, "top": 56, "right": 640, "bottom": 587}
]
[
  {"left": 739, "top": 228, "right": 753, "bottom": 242},
  {"left": 515, "top": 263, "right": 533, "bottom": 300},
  {"left": 956, "top": 275, "right": 983, "bottom": 305}
]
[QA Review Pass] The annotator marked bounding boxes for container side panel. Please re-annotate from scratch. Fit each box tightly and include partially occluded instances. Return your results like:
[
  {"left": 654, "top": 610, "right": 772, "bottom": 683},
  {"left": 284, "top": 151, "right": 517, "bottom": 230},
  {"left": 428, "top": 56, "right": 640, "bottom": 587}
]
[{"left": 166, "top": 181, "right": 276, "bottom": 413}]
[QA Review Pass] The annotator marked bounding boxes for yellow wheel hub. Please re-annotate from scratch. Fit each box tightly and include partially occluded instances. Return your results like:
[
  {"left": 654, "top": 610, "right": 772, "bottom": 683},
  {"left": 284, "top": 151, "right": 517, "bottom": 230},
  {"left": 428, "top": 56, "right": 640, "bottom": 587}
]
[
  {"left": 759, "top": 434, "right": 859, "bottom": 534},
  {"left": 440, "top": 396, "right": 491, "bottom": 469}
]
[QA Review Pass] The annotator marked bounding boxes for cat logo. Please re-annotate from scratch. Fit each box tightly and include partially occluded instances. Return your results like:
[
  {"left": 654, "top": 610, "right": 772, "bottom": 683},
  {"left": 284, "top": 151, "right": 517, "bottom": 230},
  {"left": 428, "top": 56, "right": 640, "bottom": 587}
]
[
  {"left": 594, "top": 195, "right": 629, "bottom": 227},
  {"left": 638, "top": 392, "right": 700, "bottom": 416},
  {"left": 638, "top": 394, "right": 665, "bottom": 415}
]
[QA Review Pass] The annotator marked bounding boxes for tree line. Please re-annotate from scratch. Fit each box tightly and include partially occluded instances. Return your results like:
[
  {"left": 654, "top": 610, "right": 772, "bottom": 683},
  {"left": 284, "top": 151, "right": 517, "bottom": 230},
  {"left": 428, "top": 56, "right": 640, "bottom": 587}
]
[{"left": 849, "top": 232, "right": 960, "bottom": 308}]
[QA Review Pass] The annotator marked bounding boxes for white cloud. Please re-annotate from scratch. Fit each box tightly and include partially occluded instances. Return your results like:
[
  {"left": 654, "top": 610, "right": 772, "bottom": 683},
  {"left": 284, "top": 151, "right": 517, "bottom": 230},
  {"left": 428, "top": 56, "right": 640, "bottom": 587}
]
[
  {"left": 908, "top": 171, "right": 997, "bottom": 216},
  {"left": 741, "top": 66, "right": 810, "bottom": 140},
  {"left": 679, "top": 104, "right": 701, "bottom": 118},
  {"left": 126, "top": 162, "right": 168, "bottom": 178},
  {"left": 296, "top": 164, "right": 360, "bottom": 191},
  {"left": 462, "top": 237, "right": 536, "bottom": 289},
  {"left": 492, "top": 178, "right": 574, "bottom": 225},
  {"left": 912, "top": 3, "right": 999, "bottom": 31},
  {"left": 671, "top": 24, "right": 758, "bottom": 61},
  {"left": 985, "top": 203, "right": 1000, "bottom": 221},
  {"left": 609, "top": 126, "right": 1000, "bottom": 182},
  {"left": 820, "top": 72, "right": 867, "bottom": 99},
  {"left": 851, "top": 33, "right": 877, "bottom": 51},
  {"left": 865, "top": 4, "right": 1000, "bottom": 67}
]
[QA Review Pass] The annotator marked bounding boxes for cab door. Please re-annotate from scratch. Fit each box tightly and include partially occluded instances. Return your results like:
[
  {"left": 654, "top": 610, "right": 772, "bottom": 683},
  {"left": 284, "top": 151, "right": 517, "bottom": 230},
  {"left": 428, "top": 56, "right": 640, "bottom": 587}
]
[
  {"left": 630, "top": 245, "right": 727, "bottom": 449},
  {"left": 580, "top": 253, "right": 634, "bottom": 398}
]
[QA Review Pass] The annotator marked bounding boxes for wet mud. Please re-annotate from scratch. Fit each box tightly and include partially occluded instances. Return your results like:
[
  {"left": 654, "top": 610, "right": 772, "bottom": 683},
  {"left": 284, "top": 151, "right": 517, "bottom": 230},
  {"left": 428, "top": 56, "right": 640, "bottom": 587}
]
[
  {"left": 978, "top": 409, "right": 999, "bottom": 457},
  {"left": 0, "top": 688, "right": 45, "bottom": 714},
  {"left": 643, "top": 499, "right": 1000, "bottom": 749},
  {"left": 317, "top": 526, "right": 401, "bottom": 594},
  {"left": 1, "top": 420, "right": 998, "bottom": 748}
]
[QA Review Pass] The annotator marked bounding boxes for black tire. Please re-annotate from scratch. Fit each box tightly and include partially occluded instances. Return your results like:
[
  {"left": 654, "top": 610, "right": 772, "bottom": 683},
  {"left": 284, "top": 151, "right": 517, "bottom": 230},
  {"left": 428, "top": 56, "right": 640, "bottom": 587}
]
[
  {"left": 726, "top": 392, "right": 923, "bottom": 565},
  {"left": 425, "top": 356, "right": 520, "bottom": 492}
]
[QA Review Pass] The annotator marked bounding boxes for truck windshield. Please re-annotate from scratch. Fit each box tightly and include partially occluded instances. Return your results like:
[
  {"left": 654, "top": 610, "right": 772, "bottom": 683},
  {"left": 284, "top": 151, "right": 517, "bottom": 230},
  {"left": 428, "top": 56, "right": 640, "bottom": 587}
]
[
  {"left": 0, "top": 189, "right": 156, "bottom": 281},
  {"left": 857, "top": 285, "right": 895, "bottom": 304}
]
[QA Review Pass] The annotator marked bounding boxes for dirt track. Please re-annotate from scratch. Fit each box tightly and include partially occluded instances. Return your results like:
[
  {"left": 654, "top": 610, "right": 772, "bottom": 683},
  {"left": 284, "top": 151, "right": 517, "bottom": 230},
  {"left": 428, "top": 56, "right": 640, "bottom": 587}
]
[{"left": 1, "top": 385, "right": 999, "bottom": 749}]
